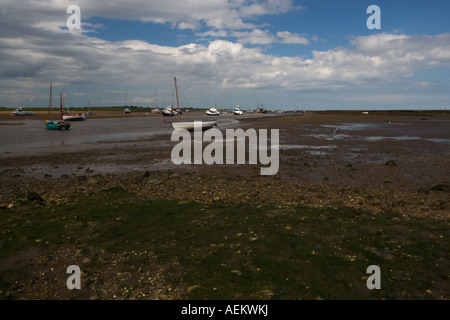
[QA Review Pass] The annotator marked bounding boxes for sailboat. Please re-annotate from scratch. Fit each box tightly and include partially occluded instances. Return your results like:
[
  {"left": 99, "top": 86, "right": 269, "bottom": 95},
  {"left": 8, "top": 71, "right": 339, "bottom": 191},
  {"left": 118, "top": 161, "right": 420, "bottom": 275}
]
[
  {"left": 206, "top": 101, "right": 221, "bottom": 116},
  {"left": 62, "top": 91, "right": 86, "bottom": 121},
  {"left": 255, "top": 98, "right": 267, "bottom": 113},
  {"left": 151, "top": 89, "right": 161, "bottom": 114},
  {"left": 86, "top": 100, "right": 93, "bottom": 115},
  {"left": 206, "top": 108, "right": 220, "bottom": 116},
  {"left": 45, "top": 83, "right": 71, "bottom": 130},
  {"left": 169, "top": 77, "right": 216, "bottom": 131},
  {"left": 161, "top": 106, "right": 177, "bottom": 116},
  {"left": 123, "top": 87, "right": 131, "bottom": 114}
]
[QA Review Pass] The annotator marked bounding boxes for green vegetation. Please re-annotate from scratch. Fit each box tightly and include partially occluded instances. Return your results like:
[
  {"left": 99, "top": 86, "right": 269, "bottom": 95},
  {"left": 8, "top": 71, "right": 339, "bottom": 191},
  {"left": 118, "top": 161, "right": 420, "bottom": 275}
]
[{"left": 0, "top": 187, "right": 448, "bottom": 299}]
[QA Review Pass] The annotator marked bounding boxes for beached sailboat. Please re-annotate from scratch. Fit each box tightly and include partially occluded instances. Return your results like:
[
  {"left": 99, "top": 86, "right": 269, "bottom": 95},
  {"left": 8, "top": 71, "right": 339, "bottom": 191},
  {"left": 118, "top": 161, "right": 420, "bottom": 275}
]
[
  {"left": 150, "top": 89, "right": 161, "bottom": 114},
  {"left": 62, "top": 91, "right": 86, "bottom": 121},
  {"left": 86, "top": 100, "right": 93, "bottom": 115},
  {"left": 63, "top": 112, "right": 86, "bottom": 121},
  {"left": 169, "top": 77, "right": 216, "bottom": 131},
  {"left": 45, "top": 83, "right": 71, "bottom": 130},
  {"left": 254, "top": 98, "right": 267, "bottom": 113},
  {"left": 161, "top": 106, "right": 178, "bottom": 116},
  {"left": 206, "top": 107, "right": 220, "bottom": 116},
  {"left": 123, "top": 87, "right": 131, "bottom": 114},
  {"left": 256, "top": 102, "right": 267, "bottom": 113}
]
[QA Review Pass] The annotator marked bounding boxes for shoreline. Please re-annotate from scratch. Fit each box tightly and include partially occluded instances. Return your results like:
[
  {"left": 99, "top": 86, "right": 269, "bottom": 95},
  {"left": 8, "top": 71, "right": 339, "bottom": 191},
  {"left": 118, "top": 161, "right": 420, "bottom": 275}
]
[{"left": 1, "top": 109, "right": 449, "bottom": 121}]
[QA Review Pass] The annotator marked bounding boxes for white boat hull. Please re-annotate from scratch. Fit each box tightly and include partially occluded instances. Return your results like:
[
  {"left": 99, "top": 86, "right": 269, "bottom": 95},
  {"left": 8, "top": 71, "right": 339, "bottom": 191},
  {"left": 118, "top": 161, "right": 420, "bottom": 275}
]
[
  {"left": 171, "top": 121, "right": 217, "bottom": 131},
  {"left": 12, "top": 107, "right": 34, "bottom": 116},
  {"left": 162, "top": 106, "right": 178, "bottom": 116},
  {"left": 206, "top": 108, "right": 220, "bottom": 116},
  {"left": 63, "top": 113, "right": 86, "bottom": 121},
  {"left": 233, "top": 106, "right": 243, "bottom": 115}
]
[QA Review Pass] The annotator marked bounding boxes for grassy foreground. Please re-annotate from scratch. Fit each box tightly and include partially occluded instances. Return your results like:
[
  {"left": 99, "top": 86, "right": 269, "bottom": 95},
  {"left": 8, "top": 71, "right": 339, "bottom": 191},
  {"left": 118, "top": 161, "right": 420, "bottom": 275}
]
[{"left": 0, "top": 186, "right": 448, "bottom": 300}]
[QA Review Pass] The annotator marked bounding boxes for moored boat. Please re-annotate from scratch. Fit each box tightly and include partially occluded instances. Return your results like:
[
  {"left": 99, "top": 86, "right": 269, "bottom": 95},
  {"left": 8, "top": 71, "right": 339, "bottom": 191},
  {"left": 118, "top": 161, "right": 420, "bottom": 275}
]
[
  {"left": 45, "top": 84, "right": 71, "bottom": 130},
  {"left": 172, "top": 120, "right": 217, "bottom": 131},
  {"left": 45, "top": 119, "right": 71, "bottom": 130},
  {"left": 61, "top": 91, "right": 86, "bottom": 120},
  {"left": 233, "top": 105, "right": 243, "bottom": 115},
  {"left": 206, "top": 107, "right": 220, "bottom": 116},
  {"left": 86, "top": 100, "right": 93, "bottom": 115},
  {"left": 12, "top": 107, "right": 35, "bottom": 116},
  {"left": 161, "top": 106, "right": 178, "bottom": 116},
  {"left": 168, "top": 77, "right": 216, "bottom": 131},
  {"left": 63, "top": 113, "right": 86, "bottom": 121}
]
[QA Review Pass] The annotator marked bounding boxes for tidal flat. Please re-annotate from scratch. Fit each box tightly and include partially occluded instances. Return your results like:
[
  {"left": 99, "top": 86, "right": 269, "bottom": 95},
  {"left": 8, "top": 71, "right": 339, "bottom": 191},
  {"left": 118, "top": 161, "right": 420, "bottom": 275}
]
[{"left": 0, "top": 110, "right": 449, "bottom": 300}]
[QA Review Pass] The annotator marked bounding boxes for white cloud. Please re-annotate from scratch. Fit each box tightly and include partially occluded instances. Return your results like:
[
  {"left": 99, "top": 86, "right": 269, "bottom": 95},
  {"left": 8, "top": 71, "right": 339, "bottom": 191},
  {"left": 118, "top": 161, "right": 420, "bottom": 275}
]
[
  {"left": 231, "top": 30, "right": 310, "bottom": 45},
  {"left": 196, "top": 30, "right": 228, "bottom": 38},
  {"left": 232, "top": 29, "right": 276, "bottom": 45},
  {"left": 277, "top": 31, "right": 309, "bottom": 45},
  {"left": 414, "top": 81, "right": 437, "bottom": 87},
  {"left": 71, "top": 0, "right": 298, "bottom": 31}
]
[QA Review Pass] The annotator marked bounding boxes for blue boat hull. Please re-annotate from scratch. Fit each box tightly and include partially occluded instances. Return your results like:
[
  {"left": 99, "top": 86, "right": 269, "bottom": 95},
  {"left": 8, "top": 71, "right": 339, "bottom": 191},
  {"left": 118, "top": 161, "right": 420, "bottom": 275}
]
[{"left": 45, "top": 120, "right": 71, "bottom": 130}]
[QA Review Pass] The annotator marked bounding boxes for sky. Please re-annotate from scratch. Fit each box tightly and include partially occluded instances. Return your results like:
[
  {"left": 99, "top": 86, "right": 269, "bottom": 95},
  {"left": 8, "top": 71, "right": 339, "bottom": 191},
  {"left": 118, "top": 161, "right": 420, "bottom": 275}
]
[{"left": 1, "top": 0, "right": 450, "bottom": 110}]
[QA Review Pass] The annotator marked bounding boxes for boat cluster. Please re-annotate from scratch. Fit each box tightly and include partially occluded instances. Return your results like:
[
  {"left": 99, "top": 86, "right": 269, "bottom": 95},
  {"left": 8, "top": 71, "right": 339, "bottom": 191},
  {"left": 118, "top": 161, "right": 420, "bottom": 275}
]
[
  {"left": 12, "top": 78, "right": 275, "bottom": 132},
  {"left": 45, "top": 84, "right": 86, "bottom": 130},
  {"left": 157, "top": 105, "right": 246, "bottom": 117}
]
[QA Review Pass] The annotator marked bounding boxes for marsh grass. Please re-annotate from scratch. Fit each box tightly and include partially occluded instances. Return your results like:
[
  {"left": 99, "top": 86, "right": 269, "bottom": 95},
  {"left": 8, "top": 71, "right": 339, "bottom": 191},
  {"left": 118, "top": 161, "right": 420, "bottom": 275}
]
[{"left": 0, "top": 186, "right": 448, "bottom": 299}]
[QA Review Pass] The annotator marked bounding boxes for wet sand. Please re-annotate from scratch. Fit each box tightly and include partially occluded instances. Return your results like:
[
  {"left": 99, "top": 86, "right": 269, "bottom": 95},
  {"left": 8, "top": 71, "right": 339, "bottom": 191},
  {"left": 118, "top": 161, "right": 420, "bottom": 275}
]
[{"left": 1, "top": 110, "right": 449, "bottom": 218}]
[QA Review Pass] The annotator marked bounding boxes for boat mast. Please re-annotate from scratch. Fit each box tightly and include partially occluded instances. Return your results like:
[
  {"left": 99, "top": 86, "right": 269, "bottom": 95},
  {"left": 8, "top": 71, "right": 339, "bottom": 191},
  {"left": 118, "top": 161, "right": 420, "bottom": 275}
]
[
  {"left": 170, "top": 89, "right": 174, "bottom": 116},
  {"left": 60, "top": 92, "right": 63, "bottom": 121},
  {"left": 48, "top": 83, "right": 52, "bottom": 115},
  {"left": 174, "top": 77, "right": 181, "bottom": 121}
]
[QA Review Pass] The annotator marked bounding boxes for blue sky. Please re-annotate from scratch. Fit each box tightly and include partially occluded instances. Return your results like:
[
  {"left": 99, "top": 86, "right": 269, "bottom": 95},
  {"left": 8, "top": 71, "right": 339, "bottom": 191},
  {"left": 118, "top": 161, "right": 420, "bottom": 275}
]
[
  {"left": 1, "top": 0, "right": 450, "bottom": 110},
  {"left": 87, "top": 1, "right": 449, "bottom": 47}
]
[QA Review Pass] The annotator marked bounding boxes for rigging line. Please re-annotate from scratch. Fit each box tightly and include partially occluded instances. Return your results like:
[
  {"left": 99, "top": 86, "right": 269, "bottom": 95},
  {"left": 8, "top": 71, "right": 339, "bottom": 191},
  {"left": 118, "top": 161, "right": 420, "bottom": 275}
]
[
  {"left": 175, "top": 80, "right": 190, "bottom": 109},
  {"left": 180, "top": 87, "right": 191, "bottom": 108},
  {"left": 63, "top": 90, "right": 70, "bottom": 109}
]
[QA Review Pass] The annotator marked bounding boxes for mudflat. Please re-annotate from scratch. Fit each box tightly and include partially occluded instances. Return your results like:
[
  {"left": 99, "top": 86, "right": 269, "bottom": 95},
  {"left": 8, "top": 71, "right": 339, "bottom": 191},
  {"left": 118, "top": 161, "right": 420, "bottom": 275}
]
[{"left": 0, "top": 110, "right": 449, "bottom": 300}]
